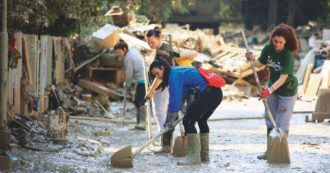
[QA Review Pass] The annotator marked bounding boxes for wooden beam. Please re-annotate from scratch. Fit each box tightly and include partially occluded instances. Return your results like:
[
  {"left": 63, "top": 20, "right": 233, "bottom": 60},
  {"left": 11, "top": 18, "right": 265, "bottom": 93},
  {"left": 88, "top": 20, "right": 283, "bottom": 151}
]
[
  {"left": 54, "top": 37, "right": 65, "bottom": 85},
  {"left": 74, "top": 50, "right": 106, "bottom": 72},
  {"left": 14, "top": 32, "right": 23, "bottom": 114},
  {"left": 305, "top": 73, "right": 322, "bottom": 97},
  {"left": 320, "top": 60, "right": 330, "bottom": 89},
  {"left": 302, "top": 63, "right": 313, "bottom": 94}
]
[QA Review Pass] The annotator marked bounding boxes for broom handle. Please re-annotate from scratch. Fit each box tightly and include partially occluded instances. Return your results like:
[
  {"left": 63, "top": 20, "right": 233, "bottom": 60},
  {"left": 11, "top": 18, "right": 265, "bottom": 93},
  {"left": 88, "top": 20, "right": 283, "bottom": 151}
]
[
  {"left": 122, "top": 82, "right": 127, "bottom": 117},
  {"left": 178, "top": 112, "right": 185, "bottom": 136},
  {"left": 132, "top": 116, "right": 184, "bottom": 158},
  {"left": 241, "top": 30, "right": 279, "bottom": 130},
  {"left": 143, "top": 58, "right": 152, "bottom": 140}
]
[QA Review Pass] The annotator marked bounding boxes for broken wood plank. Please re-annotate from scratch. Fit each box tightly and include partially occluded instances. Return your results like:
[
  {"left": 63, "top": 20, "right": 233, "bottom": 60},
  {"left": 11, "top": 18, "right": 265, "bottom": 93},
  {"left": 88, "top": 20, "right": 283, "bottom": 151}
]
[
  {"left": 320, "top": 60, "right": 330, "bottom": 89},
  {"left": 74, "top": 50, "right": 106, "bottom": 72},
  {"left": 14, "top": 32, "right": 23, "bottom": 115},
  {"left": 46, "top": 37, "right": 53, "bottom": 88},
  {"left": 302, "top": 63, "right": 313, "bottom": 94},
  {"left": 78, "top": 79, "right": 112, "bottom": 96},
  {"left": 62, "top": 38, "right": 75, "bottom": 73},
  {"left": 119, "top": 32, "right": 152, "bottom": 51},
  {"left": 39, "top": 35, "right": 52, "bottom": 113},
  {"left": 305, "top": 73, "right": 322, "bottom": 96},
  {"left": 53, "top": 37, "right": 65, "bottom": 85}
]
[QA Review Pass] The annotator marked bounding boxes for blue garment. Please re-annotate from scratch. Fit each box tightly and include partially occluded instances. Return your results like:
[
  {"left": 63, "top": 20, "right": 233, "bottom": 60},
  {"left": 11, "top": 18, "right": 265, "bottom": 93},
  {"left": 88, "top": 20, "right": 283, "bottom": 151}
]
[{"left": 168, "top": 67, "right": 207, "bottom": 113}]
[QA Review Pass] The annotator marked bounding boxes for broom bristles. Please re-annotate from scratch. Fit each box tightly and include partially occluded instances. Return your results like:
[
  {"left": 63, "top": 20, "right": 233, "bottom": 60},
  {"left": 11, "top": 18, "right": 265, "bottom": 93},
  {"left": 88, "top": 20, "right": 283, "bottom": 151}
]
[{"left": 267, "top": 129, "right": 290, "bottom": 164}]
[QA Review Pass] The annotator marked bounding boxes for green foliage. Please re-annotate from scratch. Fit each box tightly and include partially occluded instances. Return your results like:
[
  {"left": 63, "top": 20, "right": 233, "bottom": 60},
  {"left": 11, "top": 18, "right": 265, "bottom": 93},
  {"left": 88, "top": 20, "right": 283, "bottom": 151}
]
[
  {"left": 2, "top": 0, "right": 193, "bottom": 36},
  {"left": 3, "top": 0, "right": 110, "bottom": 36},
  {"left": 217, "top": 0, "right": 241, "bottom": 19},
  {"left": 242, "top": 0, "right": 330, "bottom": 30},
  {"left": 3, "top": 0, "right": 330, "bottom": 36},
  {"left": 109, "top": 0, "right": 192, "bottom": 23}
]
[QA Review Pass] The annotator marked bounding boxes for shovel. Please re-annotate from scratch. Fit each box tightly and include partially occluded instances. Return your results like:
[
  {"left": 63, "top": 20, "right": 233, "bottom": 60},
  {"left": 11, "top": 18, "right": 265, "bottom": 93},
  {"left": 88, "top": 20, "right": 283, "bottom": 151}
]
[
  {"left": 111, "top": 116, "right": 184, "bottom": 168},
  {"left": 241, "top": 30, "right": 290, "bottom": 164},
  {"left": 172, "top": 112, "right": 188, "bottom": 157},
  {"left": 142, "top": 57, "right": 152, "bottom": 140}
]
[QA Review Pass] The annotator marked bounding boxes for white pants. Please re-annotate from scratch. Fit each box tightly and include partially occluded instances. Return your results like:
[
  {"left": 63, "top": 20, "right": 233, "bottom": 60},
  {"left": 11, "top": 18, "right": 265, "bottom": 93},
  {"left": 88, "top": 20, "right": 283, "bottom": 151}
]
[{"left": 152, "top": 87, "right": 169, "bottom": 130}]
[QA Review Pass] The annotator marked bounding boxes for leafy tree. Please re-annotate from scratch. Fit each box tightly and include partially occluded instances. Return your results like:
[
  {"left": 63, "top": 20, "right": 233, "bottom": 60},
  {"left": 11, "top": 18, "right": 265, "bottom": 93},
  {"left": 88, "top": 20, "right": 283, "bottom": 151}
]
[
  {"left": 1, "top": 0, "right": 194, "bottom": 36},
  {"left": 109, "top": 0, "right": 194, "bottom": 23},
  {"left": 242, "top": 0, "right": 330, "bottom": 30}
]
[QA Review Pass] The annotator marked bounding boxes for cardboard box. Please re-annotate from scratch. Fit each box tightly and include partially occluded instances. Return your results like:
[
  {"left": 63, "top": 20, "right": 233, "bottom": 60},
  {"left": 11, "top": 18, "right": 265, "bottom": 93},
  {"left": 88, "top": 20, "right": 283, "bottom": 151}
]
[{"left": 92, "top": 24, "right": 120, "bottom": 49}]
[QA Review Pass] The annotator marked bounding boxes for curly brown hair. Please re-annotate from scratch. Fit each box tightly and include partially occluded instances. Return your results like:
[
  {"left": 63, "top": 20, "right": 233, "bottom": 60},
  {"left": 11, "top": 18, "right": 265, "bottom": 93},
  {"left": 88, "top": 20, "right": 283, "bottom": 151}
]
[{"left": 269, "top": 23, "right": 299, "bottom": 54}]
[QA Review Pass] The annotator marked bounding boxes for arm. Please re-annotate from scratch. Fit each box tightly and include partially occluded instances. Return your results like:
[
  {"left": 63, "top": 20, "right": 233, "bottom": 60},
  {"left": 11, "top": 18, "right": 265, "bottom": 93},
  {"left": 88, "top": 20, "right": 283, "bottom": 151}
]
[
  {"left": 251, "top": 59, "right": 264, "bottom": 68},
  {"left": 145, "top": 77, "right": 163, "bottom": 99},
  {"left": 168, "top": 75, "right": 183, "bottom": 113},
  {"left": 270, "top": 74, "right": 288, "bottom": 91}
]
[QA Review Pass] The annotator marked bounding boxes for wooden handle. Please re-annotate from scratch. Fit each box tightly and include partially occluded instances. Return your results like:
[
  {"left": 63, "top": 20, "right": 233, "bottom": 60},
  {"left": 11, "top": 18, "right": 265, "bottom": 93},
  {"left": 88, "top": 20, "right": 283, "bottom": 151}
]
[
  {"left": 132, "top": 116, "right": 184, "bottom": 157},
  {"left": 241, "top": 30, "right": 279, "bottom": 130}
]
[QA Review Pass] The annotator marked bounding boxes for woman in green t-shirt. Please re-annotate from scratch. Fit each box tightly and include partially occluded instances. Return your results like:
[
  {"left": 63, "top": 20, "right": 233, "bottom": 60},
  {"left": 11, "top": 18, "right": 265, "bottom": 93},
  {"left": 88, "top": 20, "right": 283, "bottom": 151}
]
[{"left": 246, "top": 23, "right": 299, "bottom": 160}]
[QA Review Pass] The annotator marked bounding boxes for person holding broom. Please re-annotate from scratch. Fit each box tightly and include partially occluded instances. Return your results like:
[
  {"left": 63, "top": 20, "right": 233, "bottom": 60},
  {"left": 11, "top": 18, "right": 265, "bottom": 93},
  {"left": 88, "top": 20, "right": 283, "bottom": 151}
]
[
  {"left": 145, "top": 26, "right": 198, "bottom": 154},
  {"left": 245, "top": 23, "right": 299, "bottom": 160},
  {"left": 114, "top": 40, "right": 147, "bottom": 130},
  {"left": 149, "top": 56, "right": 224, "bottom": 165}
]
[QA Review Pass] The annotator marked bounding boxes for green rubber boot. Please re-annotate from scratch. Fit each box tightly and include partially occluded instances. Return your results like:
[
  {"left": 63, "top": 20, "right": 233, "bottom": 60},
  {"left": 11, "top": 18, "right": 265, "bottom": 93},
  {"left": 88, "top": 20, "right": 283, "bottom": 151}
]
[
  {"left": 200, "top": 133, "right": 210, "bottom": 162},
  {"left": 257, "top": 128, "right": 273, "bottom": 160},
  {"left": 177, "top": 134, "right": 201, "bottom": 165},
  {"left": 135, "top": 106, "right": 146, "bottom": 130}
]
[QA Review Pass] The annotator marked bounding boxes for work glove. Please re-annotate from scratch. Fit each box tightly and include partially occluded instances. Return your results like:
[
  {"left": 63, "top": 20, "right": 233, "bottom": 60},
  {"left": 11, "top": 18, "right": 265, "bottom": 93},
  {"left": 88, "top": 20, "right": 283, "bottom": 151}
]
[
  {"left": 261, "top": 87, "right": 274, "bottom": 99},
  {"left": 163, "top": 112, "right": 179, "bottom": 129},
  {"left": 245, "top": 51, "right": 254, "bottom": 61},
  {"left": 169, "top": 50, "right": 180, "bottom": 58}
]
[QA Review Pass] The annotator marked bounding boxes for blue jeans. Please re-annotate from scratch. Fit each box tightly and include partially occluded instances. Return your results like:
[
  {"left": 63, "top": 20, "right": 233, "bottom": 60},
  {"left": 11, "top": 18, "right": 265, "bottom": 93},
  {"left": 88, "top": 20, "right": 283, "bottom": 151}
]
[{"left": 265, "top": 94, "right": 297, "bottom": 131}]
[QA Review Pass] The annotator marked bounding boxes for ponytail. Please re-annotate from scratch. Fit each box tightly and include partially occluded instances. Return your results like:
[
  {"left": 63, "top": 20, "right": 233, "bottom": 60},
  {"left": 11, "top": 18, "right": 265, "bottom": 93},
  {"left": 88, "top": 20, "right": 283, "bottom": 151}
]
[
  {"left": 146, "top": 26, "right": 161, "bottom": 38},
  {"left": 114, "top": 39, "right": 128, "bottom": 51}
]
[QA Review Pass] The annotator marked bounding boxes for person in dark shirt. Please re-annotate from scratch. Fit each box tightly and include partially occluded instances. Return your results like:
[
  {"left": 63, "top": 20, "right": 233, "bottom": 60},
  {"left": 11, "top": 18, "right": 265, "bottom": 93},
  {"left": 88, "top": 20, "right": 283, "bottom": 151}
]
[{"left": 246, "top": 23, "right": 299, "bottom": 160}]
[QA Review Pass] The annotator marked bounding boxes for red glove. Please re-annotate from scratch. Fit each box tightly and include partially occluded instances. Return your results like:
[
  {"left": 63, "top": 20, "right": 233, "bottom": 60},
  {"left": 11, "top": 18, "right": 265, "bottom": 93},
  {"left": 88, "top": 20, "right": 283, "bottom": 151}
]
[{"left": 261, "top": 87, "right": 273, "bottom": 99}]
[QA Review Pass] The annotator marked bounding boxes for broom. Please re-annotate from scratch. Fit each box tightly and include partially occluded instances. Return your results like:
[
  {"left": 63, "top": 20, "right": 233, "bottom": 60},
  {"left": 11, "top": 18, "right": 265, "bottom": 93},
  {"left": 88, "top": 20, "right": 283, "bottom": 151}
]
[{"left": 241, "top": 30, "right": 290, "bottom": 164}]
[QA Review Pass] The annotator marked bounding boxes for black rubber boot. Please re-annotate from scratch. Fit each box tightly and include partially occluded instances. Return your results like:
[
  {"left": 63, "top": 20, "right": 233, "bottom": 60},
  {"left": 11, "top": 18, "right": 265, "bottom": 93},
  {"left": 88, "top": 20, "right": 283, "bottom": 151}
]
[{"left": 154, "top": 129, "right": 174, "bottom": 154}]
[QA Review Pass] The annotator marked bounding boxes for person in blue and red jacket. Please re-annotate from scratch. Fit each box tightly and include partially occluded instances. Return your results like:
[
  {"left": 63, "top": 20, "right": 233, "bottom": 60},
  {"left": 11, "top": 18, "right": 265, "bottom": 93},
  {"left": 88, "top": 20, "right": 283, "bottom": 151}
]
[{"left": 149, "top": 55, "right": 223, "bottom": 165}]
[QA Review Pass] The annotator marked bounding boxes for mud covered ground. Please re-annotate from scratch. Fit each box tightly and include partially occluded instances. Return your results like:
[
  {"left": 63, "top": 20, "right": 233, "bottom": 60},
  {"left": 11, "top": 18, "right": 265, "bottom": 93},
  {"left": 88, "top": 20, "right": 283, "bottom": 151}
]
[{"left": 5, "top": 98, "right": 330, "bottom": 173}]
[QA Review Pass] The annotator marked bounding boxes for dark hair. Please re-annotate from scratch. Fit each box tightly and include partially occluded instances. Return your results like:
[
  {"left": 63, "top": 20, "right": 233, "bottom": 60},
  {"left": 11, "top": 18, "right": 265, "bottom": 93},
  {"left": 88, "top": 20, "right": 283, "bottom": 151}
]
[
  {"left": 146, "top": 26, "right": 161, "bottom": 38},
  {"left": 156, "top": 50, "right": 174, "bottom": 65},
  {"left": 114, "top": 39, "right": 128, "bottom": 50},
  {"left": 149, "top": 55, "right": 171, "bottom": 90},
  {"left": 269, "top": 23, "right": 299, "bottom": 54}
]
